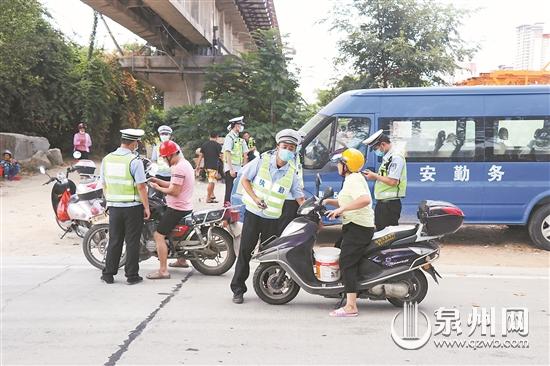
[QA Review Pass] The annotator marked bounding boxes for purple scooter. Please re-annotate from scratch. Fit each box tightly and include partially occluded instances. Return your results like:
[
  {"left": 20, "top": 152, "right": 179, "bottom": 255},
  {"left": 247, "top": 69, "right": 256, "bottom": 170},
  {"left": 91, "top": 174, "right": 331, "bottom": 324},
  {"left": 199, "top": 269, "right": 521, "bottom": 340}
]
[{"left": 251, "top": 176, "right": 464, "bottom": 307}]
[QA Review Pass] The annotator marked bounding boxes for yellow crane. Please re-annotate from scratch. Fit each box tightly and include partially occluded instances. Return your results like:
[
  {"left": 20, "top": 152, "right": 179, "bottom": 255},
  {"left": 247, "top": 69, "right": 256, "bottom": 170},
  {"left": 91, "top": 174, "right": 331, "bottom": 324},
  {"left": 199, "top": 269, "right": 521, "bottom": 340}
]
[{"left": 457, "top": 62, "right": 550, "bottom": 86}]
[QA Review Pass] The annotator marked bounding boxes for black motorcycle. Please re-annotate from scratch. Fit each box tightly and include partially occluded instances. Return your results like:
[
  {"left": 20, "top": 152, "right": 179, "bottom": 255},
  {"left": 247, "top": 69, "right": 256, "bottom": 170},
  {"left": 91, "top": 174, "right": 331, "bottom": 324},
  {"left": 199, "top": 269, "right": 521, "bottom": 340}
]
[
  {"left": 82, "top": 184, "right": 240, "bottom": 276},
  {"left": 251, "top": 184, "right": 464, "bottom": 306}
]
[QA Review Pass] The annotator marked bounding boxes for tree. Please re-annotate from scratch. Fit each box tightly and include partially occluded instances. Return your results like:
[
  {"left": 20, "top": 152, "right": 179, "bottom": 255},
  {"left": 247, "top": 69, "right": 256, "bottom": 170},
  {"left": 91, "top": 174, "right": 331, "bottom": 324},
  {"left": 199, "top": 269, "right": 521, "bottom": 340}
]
[
  {"left": 318, "top": 0, "right": 478, "bottom": 104},
  {"left": 163, "top": 29, "right": 313, "bottom": 158},
  {"left": 0, "top": 0, "right": 154, "bottom": 154}
]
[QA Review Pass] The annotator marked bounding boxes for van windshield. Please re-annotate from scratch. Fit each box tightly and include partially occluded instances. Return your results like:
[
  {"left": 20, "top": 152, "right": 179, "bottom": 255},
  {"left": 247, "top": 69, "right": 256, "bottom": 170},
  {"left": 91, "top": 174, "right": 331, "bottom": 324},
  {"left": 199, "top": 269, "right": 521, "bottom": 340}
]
[{"left": 299, "top": 113, "right": 329, "bottom": 138}]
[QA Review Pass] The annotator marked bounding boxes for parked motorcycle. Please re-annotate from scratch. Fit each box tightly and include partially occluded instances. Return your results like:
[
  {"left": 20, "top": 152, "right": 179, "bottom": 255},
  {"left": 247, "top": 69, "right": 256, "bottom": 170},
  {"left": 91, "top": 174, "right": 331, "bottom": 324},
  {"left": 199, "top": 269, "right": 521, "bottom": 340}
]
[
  {"left": 40, "top": 155, "right": 104, "bottom": 238},
  {"left": 82, "top": 182, "right": 242, "bottom": 276},
  {"left": 251, "top": 177, "right": 464, "bottom": 306}
]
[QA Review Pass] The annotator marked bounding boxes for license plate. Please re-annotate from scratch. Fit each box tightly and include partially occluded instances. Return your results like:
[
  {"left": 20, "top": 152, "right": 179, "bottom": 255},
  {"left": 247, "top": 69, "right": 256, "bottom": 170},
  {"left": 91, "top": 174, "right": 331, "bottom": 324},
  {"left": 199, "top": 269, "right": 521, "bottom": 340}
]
[{"left": 91, "top": 212, "right": 108, "bottom": 225}]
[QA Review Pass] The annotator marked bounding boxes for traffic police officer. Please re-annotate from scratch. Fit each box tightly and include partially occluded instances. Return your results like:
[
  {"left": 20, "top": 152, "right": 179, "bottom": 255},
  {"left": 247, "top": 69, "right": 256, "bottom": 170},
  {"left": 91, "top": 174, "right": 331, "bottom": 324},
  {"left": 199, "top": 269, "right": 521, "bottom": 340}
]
[
  {"left": 278, "top": 129, "right": 305, "bottom": 235},
  {"left": 363, "top": 129, "right": 407, "bottom": 230},
  {"left": 151, "top": 125, "right": 173, "bottom": 181},
  {"left": 100, "top": 129, "right": 150, "bottom": 285},
  {"left": 223, "top": 116, "right": 248, "bottom": 206},
  {"left": 231, "top": 129, "right": 305, "bottom": 304}
]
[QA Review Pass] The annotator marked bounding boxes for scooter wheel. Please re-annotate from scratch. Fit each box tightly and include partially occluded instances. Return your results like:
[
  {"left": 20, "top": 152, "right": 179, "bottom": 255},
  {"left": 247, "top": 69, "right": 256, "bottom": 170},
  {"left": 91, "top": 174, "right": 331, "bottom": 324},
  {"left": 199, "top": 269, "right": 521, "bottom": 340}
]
[
  {"left": 253, "top": 262, "right": 300, "bottom": 305},
  {"left": 387, "top": 270, "right": 428, "bottom": 308}
]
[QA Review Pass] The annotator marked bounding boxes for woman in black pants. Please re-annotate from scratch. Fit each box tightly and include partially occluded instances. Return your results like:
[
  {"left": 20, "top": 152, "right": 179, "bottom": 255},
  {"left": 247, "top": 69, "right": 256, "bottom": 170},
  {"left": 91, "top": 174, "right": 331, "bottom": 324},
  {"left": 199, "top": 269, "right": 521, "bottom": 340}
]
[{"left": 324, "top": 148, "right": 375, "bottom": 317}]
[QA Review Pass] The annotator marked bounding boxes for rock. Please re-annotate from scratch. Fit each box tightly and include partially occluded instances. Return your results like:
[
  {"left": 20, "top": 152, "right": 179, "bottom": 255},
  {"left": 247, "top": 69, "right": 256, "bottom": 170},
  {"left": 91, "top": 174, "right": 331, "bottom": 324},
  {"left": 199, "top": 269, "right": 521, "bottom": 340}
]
[
  {"left": 47, "top": 148, "right": 64, "bottom": 166},
  {"left": 0, "top": 133, "right": 50, "bottom": 160},
  {"left": 20, "top": 151, "right": 52, "bottom": 172}
]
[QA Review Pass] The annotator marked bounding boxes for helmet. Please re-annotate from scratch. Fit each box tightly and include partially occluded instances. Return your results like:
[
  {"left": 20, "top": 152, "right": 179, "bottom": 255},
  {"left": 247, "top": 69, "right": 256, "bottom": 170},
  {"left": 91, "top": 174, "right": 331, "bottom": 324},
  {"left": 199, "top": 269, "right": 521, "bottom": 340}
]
[
  {"left": 228, "top": 116, "right": 245, "bottom": 126},
  {"left": 157, "top": 125, "right": 173, "bottom": 134},
  {"left": 337, "top": 148, "right": 365, "bottom": 173},
  {"left": 3, "top": 149, "right": 12, "bottom": 157},
  {"left": 275, "top": 129, "right": 301, "bottom": 145},
  {"left": 78, "top": 123, "right": 85, "bottom": 129},
  {"left": 159, "top": 140, "right": 180, "bottom": 157}
]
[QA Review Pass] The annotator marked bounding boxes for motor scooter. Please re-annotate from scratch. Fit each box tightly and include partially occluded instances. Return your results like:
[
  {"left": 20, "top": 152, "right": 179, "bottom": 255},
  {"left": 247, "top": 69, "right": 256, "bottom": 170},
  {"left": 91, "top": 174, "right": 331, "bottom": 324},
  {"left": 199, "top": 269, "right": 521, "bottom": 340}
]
[
  {"left": 40, "top": 152, "right": 104, "bottom": 238},
  {"left": 251, "top": 176, "right": 464, "bottom": 306}
]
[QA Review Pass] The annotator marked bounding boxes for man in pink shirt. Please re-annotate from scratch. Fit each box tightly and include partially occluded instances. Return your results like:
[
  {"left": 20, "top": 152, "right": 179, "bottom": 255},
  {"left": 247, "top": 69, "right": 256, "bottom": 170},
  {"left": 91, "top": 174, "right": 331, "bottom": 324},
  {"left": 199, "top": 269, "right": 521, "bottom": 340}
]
[{"left": 147, "top": 140, "right": 195, "bottom": 279}]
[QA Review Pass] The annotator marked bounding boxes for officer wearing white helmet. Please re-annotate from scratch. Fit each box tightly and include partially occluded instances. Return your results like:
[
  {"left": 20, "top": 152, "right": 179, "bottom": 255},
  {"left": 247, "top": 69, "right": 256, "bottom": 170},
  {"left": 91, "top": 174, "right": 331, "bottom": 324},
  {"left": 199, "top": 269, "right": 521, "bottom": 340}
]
[
  {"left": 363, "top": 129, "right": 407, "bottom": 230},
  {"left": 222, "top": 116, "right": 249, "bottom": 205},
  {"left": 151, "top": 125, "right": 174, "bottom": 181},
  {"left": 278, "top": 129, "right": 306, "bottom": 234},
  {"left": 231, "top": 128, "right": 305, "bottom": 304},
  {"left": 100, "top": 128, "right": 150, "bottom": 285}
]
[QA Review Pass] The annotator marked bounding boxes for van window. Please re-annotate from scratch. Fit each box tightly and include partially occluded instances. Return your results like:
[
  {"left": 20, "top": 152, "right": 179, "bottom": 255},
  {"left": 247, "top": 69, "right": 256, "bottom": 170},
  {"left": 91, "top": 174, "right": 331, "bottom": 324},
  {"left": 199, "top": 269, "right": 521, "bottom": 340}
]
[
  {"left": 379, "top": 118, "right": 481, "bottom": 162},
  {"left": 486, "top": 117, "right": 550, "bottom": 162},
  {"left": 303, "top": 122, "right": 333, "bottom": 169},
  {"left": 334, "top": 117, "right": 371, "bottom": 152}
]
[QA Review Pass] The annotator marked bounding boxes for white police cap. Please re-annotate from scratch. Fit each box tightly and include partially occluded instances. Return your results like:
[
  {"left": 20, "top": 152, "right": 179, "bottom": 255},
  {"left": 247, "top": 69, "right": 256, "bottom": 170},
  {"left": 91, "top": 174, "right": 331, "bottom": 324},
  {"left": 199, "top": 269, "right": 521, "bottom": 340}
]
[
  {"left": 362, "top": 129, "right": 384, "bottom": 146},
  {"left": 228, "top": 116, "right": 244, "bottom": 125},
  {"left": 157, "top": 125, "right": 173, "bottom": 134},
  {"left": 120, "top": 128, "right": 145, "bottom": 141},
  {"left": 276, "top": 129, "right": 301, "bottom": 145}
]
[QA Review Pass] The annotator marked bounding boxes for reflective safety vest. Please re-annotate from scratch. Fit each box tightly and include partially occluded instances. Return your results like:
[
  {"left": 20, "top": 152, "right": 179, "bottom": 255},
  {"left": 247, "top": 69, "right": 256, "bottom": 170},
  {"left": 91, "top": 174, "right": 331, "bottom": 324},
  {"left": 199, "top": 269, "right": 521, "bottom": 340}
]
[
  {"left": 154, "top": 144, "right": 171, "bottom": 176},
  {"left": 240, "top": 153, "right": 296, "bottom": 219},
  {"left": 103, "top": 152, "right": 140, "bottom": 202},
  {"left": 374, "top": 151, "right": 407, "bottom": 200},
  {"left": 227, "top": 132, "right": 244, "bottom": 167}
]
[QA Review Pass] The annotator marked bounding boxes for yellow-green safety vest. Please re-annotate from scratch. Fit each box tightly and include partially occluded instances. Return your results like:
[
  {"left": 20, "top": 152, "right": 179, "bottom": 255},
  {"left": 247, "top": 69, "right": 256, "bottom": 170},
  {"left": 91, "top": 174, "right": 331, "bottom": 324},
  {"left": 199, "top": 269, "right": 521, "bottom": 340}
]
[
  {"left": 154, "top": 144, "right": 171, "bottom": 175},
  {"left": 228, "top": 132, "right": 244, "bottom": 167},
  {"left": 374, "top": 152, "right": 407, "bottom": 200},
  {"left": 103, "top": 152, "right": 141, "bottom": 203},
  {"left": 240, "top": 154, "right": 296, "bottom": 219}
]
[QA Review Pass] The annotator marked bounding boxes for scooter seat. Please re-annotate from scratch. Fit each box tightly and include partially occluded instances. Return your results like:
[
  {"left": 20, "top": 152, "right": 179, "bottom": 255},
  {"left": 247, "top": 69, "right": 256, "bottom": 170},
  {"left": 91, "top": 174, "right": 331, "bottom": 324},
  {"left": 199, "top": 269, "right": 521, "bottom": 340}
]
[{"left": 371, "top": 225, "right": 418, "bottom": 247}]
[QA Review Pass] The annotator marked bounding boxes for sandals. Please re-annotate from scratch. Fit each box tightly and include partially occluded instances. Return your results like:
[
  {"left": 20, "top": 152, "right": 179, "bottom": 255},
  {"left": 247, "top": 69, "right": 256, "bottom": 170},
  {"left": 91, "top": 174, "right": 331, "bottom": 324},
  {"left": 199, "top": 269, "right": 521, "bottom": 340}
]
[
  {"left": 146, "top": 271, "right": 171, "bottom": 280},
  {"left": 206, "top": 199, "right": 219, "bottom": 203},
  {"left": 329, "top": 307, "right": 358, "bottom": 317},
  {"left": 169, "top": 260, "right": 189, "bottom": 268}
]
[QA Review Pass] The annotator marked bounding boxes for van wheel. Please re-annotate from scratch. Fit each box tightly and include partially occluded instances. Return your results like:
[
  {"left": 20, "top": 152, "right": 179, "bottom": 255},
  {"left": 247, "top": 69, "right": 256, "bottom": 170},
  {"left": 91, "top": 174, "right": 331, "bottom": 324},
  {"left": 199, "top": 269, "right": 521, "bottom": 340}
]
[{"left": 528, "top": 204, "right": 550, "bottom": 251}]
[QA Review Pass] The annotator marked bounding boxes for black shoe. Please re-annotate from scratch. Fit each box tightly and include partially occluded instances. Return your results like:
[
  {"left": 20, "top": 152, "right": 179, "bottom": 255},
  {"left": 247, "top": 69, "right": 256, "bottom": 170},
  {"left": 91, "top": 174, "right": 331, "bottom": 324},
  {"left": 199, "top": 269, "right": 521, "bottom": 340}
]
[
  {"left": 127, "top": 276, "right": 143, "bottom": 285},
  {"left": 232, "top": 293, "right": 244, "bottom": 304},
  {"left": 101, "top": 274, "right": 114, "bottom": 284}
]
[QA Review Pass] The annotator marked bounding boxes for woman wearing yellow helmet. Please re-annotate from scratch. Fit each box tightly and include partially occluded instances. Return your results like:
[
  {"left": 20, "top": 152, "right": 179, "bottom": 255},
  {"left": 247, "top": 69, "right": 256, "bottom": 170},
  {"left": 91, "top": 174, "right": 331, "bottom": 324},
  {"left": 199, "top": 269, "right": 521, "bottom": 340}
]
[{"left": 324, "top": 148, "right": 375, "bottom": 317}]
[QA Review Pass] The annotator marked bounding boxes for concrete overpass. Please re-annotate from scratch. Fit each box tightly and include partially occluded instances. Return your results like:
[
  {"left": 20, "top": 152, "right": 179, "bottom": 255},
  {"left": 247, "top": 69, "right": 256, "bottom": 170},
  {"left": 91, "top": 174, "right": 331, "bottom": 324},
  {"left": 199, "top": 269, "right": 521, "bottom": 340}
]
[{"left": 81, "top": 0, "right": 278, "bottom": 108}]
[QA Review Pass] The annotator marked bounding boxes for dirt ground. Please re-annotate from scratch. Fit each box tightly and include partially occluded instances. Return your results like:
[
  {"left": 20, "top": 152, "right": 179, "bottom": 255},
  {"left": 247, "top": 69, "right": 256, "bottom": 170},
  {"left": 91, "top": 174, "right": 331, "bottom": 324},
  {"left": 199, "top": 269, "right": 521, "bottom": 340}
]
[{"left": 1, "top": 164, "right": 548, "bottom": 268}]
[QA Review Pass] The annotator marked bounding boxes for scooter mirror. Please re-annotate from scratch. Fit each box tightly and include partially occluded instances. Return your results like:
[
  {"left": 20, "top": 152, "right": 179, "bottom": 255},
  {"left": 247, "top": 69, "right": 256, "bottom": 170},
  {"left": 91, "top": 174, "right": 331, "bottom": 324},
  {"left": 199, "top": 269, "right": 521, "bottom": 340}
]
[
  {"left": 39, "top": 166, "right": 46, "bottom": 175},
  {"left": 322, "top": 187, "right": 334, "bottom": 200},
  {"left": 315, "top": 173, "right": 322, "bottom": 195},
  {"left": 73, "top": 151, "right": 81, "bottom": 159}
]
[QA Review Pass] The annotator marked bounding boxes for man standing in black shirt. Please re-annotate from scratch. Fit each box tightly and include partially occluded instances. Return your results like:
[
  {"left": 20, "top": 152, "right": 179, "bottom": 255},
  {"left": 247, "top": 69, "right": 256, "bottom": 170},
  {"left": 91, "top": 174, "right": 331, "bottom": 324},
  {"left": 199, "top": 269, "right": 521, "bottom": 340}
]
[{"left": 196, "top": 132, "right": 222, "bottom": 203}]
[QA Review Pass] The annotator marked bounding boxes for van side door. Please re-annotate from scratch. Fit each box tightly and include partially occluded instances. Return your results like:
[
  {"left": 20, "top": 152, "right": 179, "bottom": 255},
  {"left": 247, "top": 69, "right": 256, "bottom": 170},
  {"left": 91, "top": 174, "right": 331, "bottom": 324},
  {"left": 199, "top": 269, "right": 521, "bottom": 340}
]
[
  {"left": 378, "top": 117, "right": 485, "bottom": 223},
  {"left": 483, "top": 116, "right": 550, "bottom": 224}
]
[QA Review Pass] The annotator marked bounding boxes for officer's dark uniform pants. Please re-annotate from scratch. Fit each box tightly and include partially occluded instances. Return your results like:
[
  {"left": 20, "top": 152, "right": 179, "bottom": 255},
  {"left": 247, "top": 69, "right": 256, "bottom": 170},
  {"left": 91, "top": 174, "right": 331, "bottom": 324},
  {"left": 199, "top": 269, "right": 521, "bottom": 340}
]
[
  {"left": 103, "top": 205, "right": 144, "bottom": 279},
  {"left": 374, "top": 199, "right": 402, "bottom": 231},
  {"left": 278, "top": 200, "right": 299, "bottom": 235},
  {"left": 230, "top": 210, "right": 278, "bottom": 295},
  {"left": 224, "top": 171, "right": 235, "bottom": 203},
  {"left": 340, "top": 222, "right": 374, "bottom": 293}
]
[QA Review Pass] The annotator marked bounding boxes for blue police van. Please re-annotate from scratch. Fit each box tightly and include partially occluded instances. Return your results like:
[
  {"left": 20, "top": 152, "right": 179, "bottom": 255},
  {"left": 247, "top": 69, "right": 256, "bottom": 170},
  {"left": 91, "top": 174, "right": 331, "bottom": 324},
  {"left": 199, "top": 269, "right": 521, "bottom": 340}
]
[{"left": 232, "top": 85, "right": 550, "bottom": 250}]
